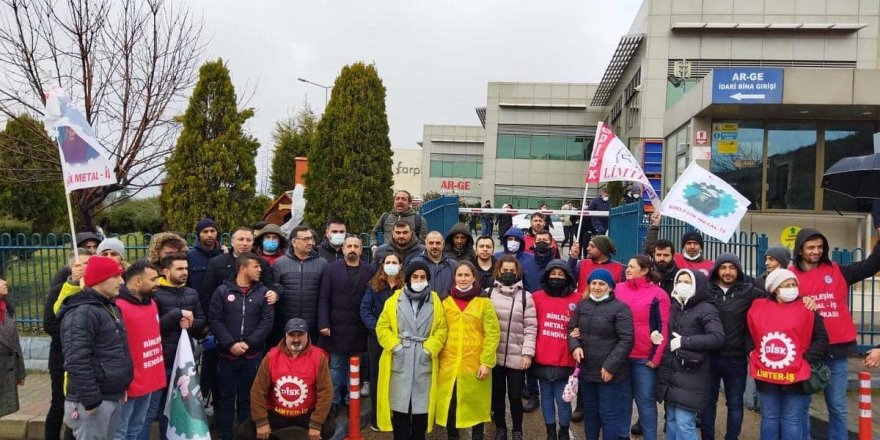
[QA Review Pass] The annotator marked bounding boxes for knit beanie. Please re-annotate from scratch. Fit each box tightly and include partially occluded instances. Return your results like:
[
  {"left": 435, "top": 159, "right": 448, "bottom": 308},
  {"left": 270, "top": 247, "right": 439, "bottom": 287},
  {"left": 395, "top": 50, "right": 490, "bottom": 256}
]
[
  {"left": 587, "top": 268, "right": 616, "bottom": 290},
  {"left": 765, "top": 268, "right": 797, "bottom": 293},
  {"left": 764, "top": 245, "right": 791, "bottom": 269},
  {"left": 195, "top": 218, "right": 217, "bottom": 234},
  {"left": 590, "top": 235, "right": 617, "bottom": 256},
  {"left": 83, "top": 256, "right": 124, "bottom": 287},
  {"left": 96, "top": 237, "right": 125, "bottom": 257},
  {"left": 681, "top": 231, "right": 704, "bottom": 248},
  {"left": 405, "top": 260, "right": 431, "bottom": 282}
]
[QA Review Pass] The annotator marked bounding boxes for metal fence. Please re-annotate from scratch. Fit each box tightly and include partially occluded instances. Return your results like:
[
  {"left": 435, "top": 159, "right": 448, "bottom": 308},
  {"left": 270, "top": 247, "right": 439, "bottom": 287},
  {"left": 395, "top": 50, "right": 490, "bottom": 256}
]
[{"left": 832, "top": 247, "right": 879, "bottom": 350}]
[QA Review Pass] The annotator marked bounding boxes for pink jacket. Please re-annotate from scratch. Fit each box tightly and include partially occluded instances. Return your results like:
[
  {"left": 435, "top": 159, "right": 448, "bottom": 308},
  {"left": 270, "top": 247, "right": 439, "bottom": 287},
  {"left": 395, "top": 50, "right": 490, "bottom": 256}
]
[{"left": 614, "top": 277, "right": 670, "bottom": 365}]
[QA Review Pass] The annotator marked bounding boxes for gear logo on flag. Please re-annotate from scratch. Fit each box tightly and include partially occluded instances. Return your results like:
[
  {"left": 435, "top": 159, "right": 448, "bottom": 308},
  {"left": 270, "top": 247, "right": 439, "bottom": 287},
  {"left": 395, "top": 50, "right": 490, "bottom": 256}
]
[
  {"left": 167, "top": 360, "right": 209, "bottom": 439},
  {"left": 683, "top": 182, "right": 738, "bottom": 218}
]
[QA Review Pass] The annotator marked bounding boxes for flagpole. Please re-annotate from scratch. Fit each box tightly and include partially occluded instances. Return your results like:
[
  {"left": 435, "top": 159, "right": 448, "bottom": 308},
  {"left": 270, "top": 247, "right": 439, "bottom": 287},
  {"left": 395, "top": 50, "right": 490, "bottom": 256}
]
[
  {"left": 575, "top": 182, "right": 590, "bottom": 242},
  {"left": 65, "top": 190, "right": 78, "bottom": 257}
]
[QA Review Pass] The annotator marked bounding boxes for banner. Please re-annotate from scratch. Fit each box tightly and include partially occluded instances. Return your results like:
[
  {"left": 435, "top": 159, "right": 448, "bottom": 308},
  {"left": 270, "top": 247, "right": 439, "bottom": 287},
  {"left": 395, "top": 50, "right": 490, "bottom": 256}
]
[
  {"left": 586, "top": 122, "right": 661, "bottom": 208},
  {"left": 164, "top": 329, "right": 210, "bottom": 440},
  {"left": 660, "top": 161, "right": 750, "bottom": 242},
  {"left": 43, "top": 86, "right": 117, "bottom": 193}
]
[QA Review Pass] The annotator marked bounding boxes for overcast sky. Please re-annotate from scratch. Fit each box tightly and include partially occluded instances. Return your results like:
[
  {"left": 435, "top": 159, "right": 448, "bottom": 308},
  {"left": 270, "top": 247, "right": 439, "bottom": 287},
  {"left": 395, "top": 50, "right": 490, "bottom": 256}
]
[{"left": 188, "top": 0, "right": 643, "bottom": 193}]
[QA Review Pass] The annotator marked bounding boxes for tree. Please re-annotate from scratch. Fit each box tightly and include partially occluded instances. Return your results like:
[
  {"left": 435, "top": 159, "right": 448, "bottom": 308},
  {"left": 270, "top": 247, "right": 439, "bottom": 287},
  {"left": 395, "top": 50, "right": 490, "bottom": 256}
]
[
  {"left": 0, "top": 114, "right": 66, "bottom": 233},
  {"left": 303, "top": 63, "right": 393, "bottom": 234},
  {"left": 160, "top": 59, "right": 260, "bottom": 232},
  {"left": 269, "top": 106, "right": 317, "bottom": 196},
  {"left": 0, "top": 0, "right": 204, "bottom": 230}
]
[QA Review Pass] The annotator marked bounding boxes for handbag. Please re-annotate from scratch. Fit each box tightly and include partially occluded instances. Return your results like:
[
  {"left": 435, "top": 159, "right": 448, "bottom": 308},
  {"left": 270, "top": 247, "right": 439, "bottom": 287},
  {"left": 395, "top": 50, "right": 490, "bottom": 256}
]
[{"left": 800, "top": 362, "right": 831, "bottom": 394}]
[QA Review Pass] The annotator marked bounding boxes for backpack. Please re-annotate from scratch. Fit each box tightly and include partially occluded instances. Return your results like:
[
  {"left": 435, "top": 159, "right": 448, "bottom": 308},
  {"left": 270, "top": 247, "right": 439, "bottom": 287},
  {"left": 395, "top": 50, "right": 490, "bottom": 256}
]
[{"left": 379, "top": 211, "right": 424, "bottom": 238}]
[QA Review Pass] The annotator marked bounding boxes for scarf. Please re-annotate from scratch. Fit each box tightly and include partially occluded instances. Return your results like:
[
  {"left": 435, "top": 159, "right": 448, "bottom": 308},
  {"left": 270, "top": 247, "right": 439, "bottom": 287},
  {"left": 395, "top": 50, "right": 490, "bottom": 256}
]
[
  {"left": 403, "top": 284, "right": 430, "bottom": 302},
  {"left": 450, "top": 284, "right": 479, "bottom": 301}
]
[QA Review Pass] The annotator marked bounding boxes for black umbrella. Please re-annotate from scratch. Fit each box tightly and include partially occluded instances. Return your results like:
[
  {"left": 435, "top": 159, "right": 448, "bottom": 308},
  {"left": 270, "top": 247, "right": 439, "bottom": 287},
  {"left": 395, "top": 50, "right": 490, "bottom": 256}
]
[{"left": 821, "top": 152, "right": 880, "bottom": 199}]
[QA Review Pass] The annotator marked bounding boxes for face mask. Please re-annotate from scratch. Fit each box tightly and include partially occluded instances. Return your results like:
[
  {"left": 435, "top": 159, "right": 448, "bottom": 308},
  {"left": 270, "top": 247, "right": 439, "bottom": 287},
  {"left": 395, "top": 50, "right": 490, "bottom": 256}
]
[
  {"left": 602, "top": 196, "right": 609, "bottom": 202},
  {"left": 262, "top": 239, "right": 279, "bottom": 252},
  {"left": 778, "top": 287, "right": 799, "bottom": 303},
  {"left": 506, "top": 240, "right": 520, "bottom": 253},
  {"left": 535, "top": 242, "right": 550, "bottom": 254},
  {"left": 330, "top": 233, "right": 345, "bottom": 247},
  {"left": 456, "top": 282, "right": 473, "bottom": 291},
  {"left": 682, "top": 251, "right": 701, "bottom": 261},
  {"left": 383, "top": 263, "right": 400, "bottom": 277},
  {"left": 547, "top": 278, "right": 567, "bottom": 291},
  {"left": 591, "top": 292, "right": 610, "bottom": 302},
  {"left": 673, "top": 283, "right": 695, "bottom": 303},
  {"left": 410, "top": 281, "right": 429, "bottom": 292},
  {"left": 498, "top": 272, "right": 518, "bottom": 287}
]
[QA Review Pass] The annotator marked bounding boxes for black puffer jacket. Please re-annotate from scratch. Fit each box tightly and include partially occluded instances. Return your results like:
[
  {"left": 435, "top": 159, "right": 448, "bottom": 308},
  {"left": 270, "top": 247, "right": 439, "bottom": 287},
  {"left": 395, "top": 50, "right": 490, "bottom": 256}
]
[
  {"left": 155, "top": 281, "right": 207, "bottom": 369},
  {"left": 655, "top": 269, "right": 725, "bottom": 412},
  {"left": 705, "top": 253, "right": 765, "bottom": 357},
  {"left": 199, "top": 252, "right": 276, "bottom": 313},
  {"left": 208, "top": 280, "right": 274, "bottom": 357},
  {"left": 316, "top": 238, "right": 344, "bottom": 262},
  {"left": 567, "top": 293, "right": 634, "bottom": 384},
  {"left": 273, "top": 249, "right": 328, "bottom": 334},
  {"left": 58, "top": 289, "right": 133, "bottom": 410}
]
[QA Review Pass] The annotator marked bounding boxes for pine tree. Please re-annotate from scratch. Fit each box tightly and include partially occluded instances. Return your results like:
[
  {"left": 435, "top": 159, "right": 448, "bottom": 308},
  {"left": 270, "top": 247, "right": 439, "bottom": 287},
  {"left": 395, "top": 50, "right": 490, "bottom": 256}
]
[
  {"left": 269, "top": 106, "right": 317, "bottom": 196},
  {"left": 161, "top": 59, "right": 260, "bottom": 232},
  {"left": 303, "top": 63, "right": 394, "bottom": 235},
  {"left": 0, "top": 115, "right": 66, "bottom": 233}
]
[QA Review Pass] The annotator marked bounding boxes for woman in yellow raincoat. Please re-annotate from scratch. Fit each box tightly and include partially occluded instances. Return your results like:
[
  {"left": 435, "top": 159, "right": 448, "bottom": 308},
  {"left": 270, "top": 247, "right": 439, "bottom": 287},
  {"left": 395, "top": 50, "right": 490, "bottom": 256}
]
[
  {"left": 375, "top": 261, "right": 448, "bottom": 440},
  {"left": 436, "top": 262, "right": 501, "bottom": 440}
]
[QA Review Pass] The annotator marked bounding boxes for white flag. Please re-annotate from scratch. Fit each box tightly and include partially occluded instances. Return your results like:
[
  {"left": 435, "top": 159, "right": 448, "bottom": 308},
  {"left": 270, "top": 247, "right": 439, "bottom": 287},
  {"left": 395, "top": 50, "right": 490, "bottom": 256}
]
[
  {"left": 43, "top": 86, "right": 117, "bottom": 193},
  {"left": 660, "top": 161, "right": 750, "bottom": 242},
  {"left": 164, "top": 329, "right": 210, "bottom": 440},
  {"left": 586, "top": 122, "right": 661, "bottom": 208}
]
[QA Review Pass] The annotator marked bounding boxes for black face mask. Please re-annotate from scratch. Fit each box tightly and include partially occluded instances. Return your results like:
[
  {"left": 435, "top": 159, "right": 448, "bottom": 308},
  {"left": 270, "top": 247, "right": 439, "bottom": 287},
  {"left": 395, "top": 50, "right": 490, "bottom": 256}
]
[
  {"left": 547, "top": 278, "right": 568, "bottom": 292},
  {"left": 535, "top": 241, "right": 550, "bottom": 254},
  {"left": 498, "top": 272, "right": 518, "bottom": 287}
]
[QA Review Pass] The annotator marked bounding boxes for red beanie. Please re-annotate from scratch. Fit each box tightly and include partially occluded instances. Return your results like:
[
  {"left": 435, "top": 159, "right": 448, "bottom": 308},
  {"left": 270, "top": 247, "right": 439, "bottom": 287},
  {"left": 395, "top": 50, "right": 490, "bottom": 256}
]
[{"left": 83, "top": 256, "right": 124, "bottom": 287}]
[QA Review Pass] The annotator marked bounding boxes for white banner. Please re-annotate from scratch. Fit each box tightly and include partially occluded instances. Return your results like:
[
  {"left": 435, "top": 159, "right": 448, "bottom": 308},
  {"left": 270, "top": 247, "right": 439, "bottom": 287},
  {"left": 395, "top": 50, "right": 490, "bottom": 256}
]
[
  {"left": 43, "top": 86, "right": 117, "bottom": 193},
  {"left": 586, "top": 122, "right": 661, "bottom": 208},
  {"left": 164, "top": 329, "right": 210, "bottom": 440},
  {"left": 660, "top": 161, "right": 750, "bottom": 242}
]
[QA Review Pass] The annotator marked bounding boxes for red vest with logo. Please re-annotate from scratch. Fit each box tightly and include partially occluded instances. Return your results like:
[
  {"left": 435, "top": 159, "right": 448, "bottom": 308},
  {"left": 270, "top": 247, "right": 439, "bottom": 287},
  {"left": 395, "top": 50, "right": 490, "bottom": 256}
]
[
  {"left": 792, "top": 262, "right": 856, "bottom": 345},
  {"left": 267, "top": 345, "right": 327, "bottom": 417},
  {"left": 747, "top": 298, "right": 813, "bottom": 385},
  {"left": 532, "top": 290, "right": 580, "bottom": 368},
  {"left": 117, "top": 299, "right": 166, "bottom": 398},
  {"left": 673, "top": 254, "right": 714, "bottom": 277},
  {"left": 576, "top": 259, "right": 625, "bottom": 294}
]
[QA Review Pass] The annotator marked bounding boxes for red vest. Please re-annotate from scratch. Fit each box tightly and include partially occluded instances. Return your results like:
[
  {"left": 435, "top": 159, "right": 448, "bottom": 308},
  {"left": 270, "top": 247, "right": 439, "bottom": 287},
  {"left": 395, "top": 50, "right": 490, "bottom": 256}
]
[
  {"left": 531, "top": 290, "right": 580, "bottom": 368},
  {"left": 673, "top": 254, "right": 714, "bottom": 277},
  {"left": 792, "top": 262, "right": 857, "bottom": 345},
  {"left": 747, "top": 298, "right": 813, "bottom": 385},
  {"left": 267, "top": 345, "right": 327, "bottom": 417},
  {"left": 117, "top": 299, "right": 166, "bottom": 398},
  {"left": 576, "top": 259, "right": 625, "bottom": 294}
]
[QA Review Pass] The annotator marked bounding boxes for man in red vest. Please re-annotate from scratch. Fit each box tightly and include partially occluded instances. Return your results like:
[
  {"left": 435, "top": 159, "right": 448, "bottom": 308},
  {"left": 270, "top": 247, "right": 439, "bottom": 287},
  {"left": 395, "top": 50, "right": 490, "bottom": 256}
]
[
  {"left": 568, "top": 235, "right": 625, "bottom": 294},
  {"left": 245, "top": 318, "right": 335, "bottom": 440},
  {"left": 791, "top": 229, "right": 880, "bottom": 439}
]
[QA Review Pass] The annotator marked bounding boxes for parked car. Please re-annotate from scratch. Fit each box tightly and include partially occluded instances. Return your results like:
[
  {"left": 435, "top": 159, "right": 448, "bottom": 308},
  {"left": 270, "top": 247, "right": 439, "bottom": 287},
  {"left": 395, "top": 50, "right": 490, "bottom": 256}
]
[{"left": 510, "top": 213, "right": 565, "bottom": 243}]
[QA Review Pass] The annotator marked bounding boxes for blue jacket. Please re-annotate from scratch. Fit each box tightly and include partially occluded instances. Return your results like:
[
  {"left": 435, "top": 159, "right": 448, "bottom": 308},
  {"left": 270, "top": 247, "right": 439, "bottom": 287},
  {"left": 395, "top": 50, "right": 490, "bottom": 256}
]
[
  {"left": 360, "top": 284, "right": 396, "bottom": 331},
  {"left": 187, "top": 240, "right": 224, "bottom": 294},
  {"left": 588, "top": 197, "right": 610, "bottom": 234},
  {"left": 522, "top": 250, "right": 554, "bottom": 294},
  {"left": 494, "top": 228, "right": 536, "bottom": 266}
]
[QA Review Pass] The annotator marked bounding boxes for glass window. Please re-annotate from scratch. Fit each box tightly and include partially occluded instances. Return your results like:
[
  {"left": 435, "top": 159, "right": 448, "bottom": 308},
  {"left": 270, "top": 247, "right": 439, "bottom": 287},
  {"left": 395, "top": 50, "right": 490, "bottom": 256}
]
[
  {"left": 430, "top": 160, "right": 442, "bottom": 177},
  {"left": 566, "top": 137, "right": 585, "bottom": 160},
  {"left": 531, "top": 136, "right": 550, "bottom": 159},
  {"left": 476, "top": 163, "right": 483, "bottom": 178},
  {"left": 442, "top": 161, "right": 454, "bottom": 177},
  {"left": 767, "top": 122, "right": 817, "bottom": 210},
  {"left": 497, "top": 134, "right": 515, "bottom": 158},
  {"left": 453, "top": 162, "right": 475, "bottom": 178},
  {"left": 515, "top": 135, "right": 531, "bottom": 159},
  {"left": 549, "top": 136, "right": 566, "bottom": 160},
  {"left": 823, "top": 122, "right": 876, "bottom": 212},
  {"left": 710, "top": 121, "right": 764, "bottom": 210}
]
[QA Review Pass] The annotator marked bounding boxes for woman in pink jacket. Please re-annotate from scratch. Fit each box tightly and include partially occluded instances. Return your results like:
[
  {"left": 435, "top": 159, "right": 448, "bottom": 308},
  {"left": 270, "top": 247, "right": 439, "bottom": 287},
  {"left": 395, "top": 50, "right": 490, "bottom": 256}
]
[{"left": 613, "top": 255, "right": 670, "bottom": 440}]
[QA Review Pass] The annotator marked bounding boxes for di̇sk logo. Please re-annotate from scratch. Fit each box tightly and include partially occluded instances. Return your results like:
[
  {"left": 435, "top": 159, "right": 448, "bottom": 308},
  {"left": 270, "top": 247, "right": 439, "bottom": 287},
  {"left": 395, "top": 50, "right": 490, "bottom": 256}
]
[
  {"left": 275, "top": 375, "right": 308, "bottom": 408},
  {"left": 824, "top": 275, "right": 833, "bottom": 285},
  {"left": 759, "top": 331, "right": 796, "bottom": 370}
]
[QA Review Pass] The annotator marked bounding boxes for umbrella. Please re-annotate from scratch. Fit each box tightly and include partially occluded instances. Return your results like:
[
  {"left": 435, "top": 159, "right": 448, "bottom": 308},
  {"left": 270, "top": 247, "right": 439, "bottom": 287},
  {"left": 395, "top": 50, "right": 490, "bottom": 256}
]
[{"left": 821, "top": 153, "right": 880, "bottom": 199}]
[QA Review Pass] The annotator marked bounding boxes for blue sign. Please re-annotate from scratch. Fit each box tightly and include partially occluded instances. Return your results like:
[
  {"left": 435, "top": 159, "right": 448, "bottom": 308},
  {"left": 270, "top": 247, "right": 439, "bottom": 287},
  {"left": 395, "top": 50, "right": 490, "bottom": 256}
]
[{"left": 711, "top": 68, "right": 783, "bottom": 104}]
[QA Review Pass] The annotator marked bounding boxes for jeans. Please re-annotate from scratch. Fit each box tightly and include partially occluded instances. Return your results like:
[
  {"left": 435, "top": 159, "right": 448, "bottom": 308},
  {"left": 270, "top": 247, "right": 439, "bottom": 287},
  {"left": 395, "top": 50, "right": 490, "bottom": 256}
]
[
  {"left": 817, "top": 354, "right": 847, "bottom": 439},
  {"left": 138, "top": 390, "right": 163, "bottom": 440},
  {"left": 329, "top": 352, "right": 350, "bottom": 408},
  {"left": 538, "top": 378, "right": 571, "bottom": 427},
  {"left": 492, "top": 366, "right": 526, "bottom": 432},
  {"left": 581, "top": 379, "right": 624, "bottom": 440},
  {"left": 701, "top": 355, "right": 747, "bottom": 440},
  {"left": 64, "top": 400, "right": 122, "bottom": 440},
  {"left": 113, "top": 393, "right": 152, "bottom": 440},
  {"left": 665, "top": 404, "right": 697, "bottom": 440},
  {"left": 758, "top": 387, "right": 811, "bottom": 440},
  {"left": 216, "top": 355, "right": 261, "bottom": 440},
  {"left": 482, "top": 219, "right": 494, "bottom": 238},
  {"left": 620, "top": 359, "right": 658, "bottom": 440}
]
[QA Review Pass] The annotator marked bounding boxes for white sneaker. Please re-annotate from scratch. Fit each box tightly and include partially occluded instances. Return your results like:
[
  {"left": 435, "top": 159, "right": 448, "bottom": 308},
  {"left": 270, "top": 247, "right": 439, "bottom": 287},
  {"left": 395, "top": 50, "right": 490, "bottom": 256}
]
[{"left": 360, "top": 381, "right": 370, "bottom": 397}]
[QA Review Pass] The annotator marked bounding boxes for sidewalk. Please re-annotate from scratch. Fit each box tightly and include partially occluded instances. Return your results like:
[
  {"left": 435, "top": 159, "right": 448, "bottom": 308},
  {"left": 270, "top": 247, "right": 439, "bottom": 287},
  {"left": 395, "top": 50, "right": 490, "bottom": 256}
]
[{"left": 3, "top": 357, "right": 879, "bottom": 439}]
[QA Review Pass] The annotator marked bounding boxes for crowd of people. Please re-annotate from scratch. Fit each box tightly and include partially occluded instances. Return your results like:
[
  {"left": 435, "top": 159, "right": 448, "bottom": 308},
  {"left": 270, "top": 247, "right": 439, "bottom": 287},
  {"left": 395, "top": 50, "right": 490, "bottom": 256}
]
[{"left": 1, "top": 188, "right": 880, "bottom": 440}]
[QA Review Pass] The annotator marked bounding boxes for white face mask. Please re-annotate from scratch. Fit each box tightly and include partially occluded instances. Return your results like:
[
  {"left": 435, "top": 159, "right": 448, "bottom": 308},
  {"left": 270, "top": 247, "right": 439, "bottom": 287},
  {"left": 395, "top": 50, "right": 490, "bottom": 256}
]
[
  {"left": 456, "top": 282, "right": 473, "bottom": 291},
  {"left": 410, "top": 281, "right": 429, "bottom": 292},
  {"left": 602, "top": 196, "right": 609, "bottom": 202},
  {"left": 506, "top": 240, "right": 520, "bottom": 253},
  {"left": 330, "top": 233, "right": 345, "bottom": 247},
  {"left": 673, "top": 282, "right": 695, "bottom": 303},
  {"left": 383, "top": 263, "right": 400, "bottom": 277},
  {"left": 778, "top": 287, "right": 799, "bottom": 303},
  {"left": 682, "top": 251, "right": 701, "bottom": 261}
]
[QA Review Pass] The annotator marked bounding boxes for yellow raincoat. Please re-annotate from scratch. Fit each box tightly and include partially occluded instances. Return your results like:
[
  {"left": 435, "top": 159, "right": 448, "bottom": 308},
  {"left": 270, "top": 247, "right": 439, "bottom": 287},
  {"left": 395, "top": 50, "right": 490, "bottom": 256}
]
[
  {"left": 375, "top": 290, "right": 448, "bottom": 432},
  {"left": 435, "top": 296, "right": 501, "bottom": 428}
]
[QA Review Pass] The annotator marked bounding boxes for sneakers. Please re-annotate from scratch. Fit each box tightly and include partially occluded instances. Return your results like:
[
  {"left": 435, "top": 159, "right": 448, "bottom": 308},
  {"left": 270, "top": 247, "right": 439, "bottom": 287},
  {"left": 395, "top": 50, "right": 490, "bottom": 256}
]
[
  {"left": 493, "top": 428, "right": 507, "bottom": 440},
  {"left": 511, "top": 432, "right": 523, "bottom": 440},
  {"left": 523, "top": 395, "right": 539, "bottom": 413},
  {"left": 369, "top": 421, "right": 379, "bottom": 432},
  {"left": 360, "top": 381, "right": 370, "bottom": 397}
]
